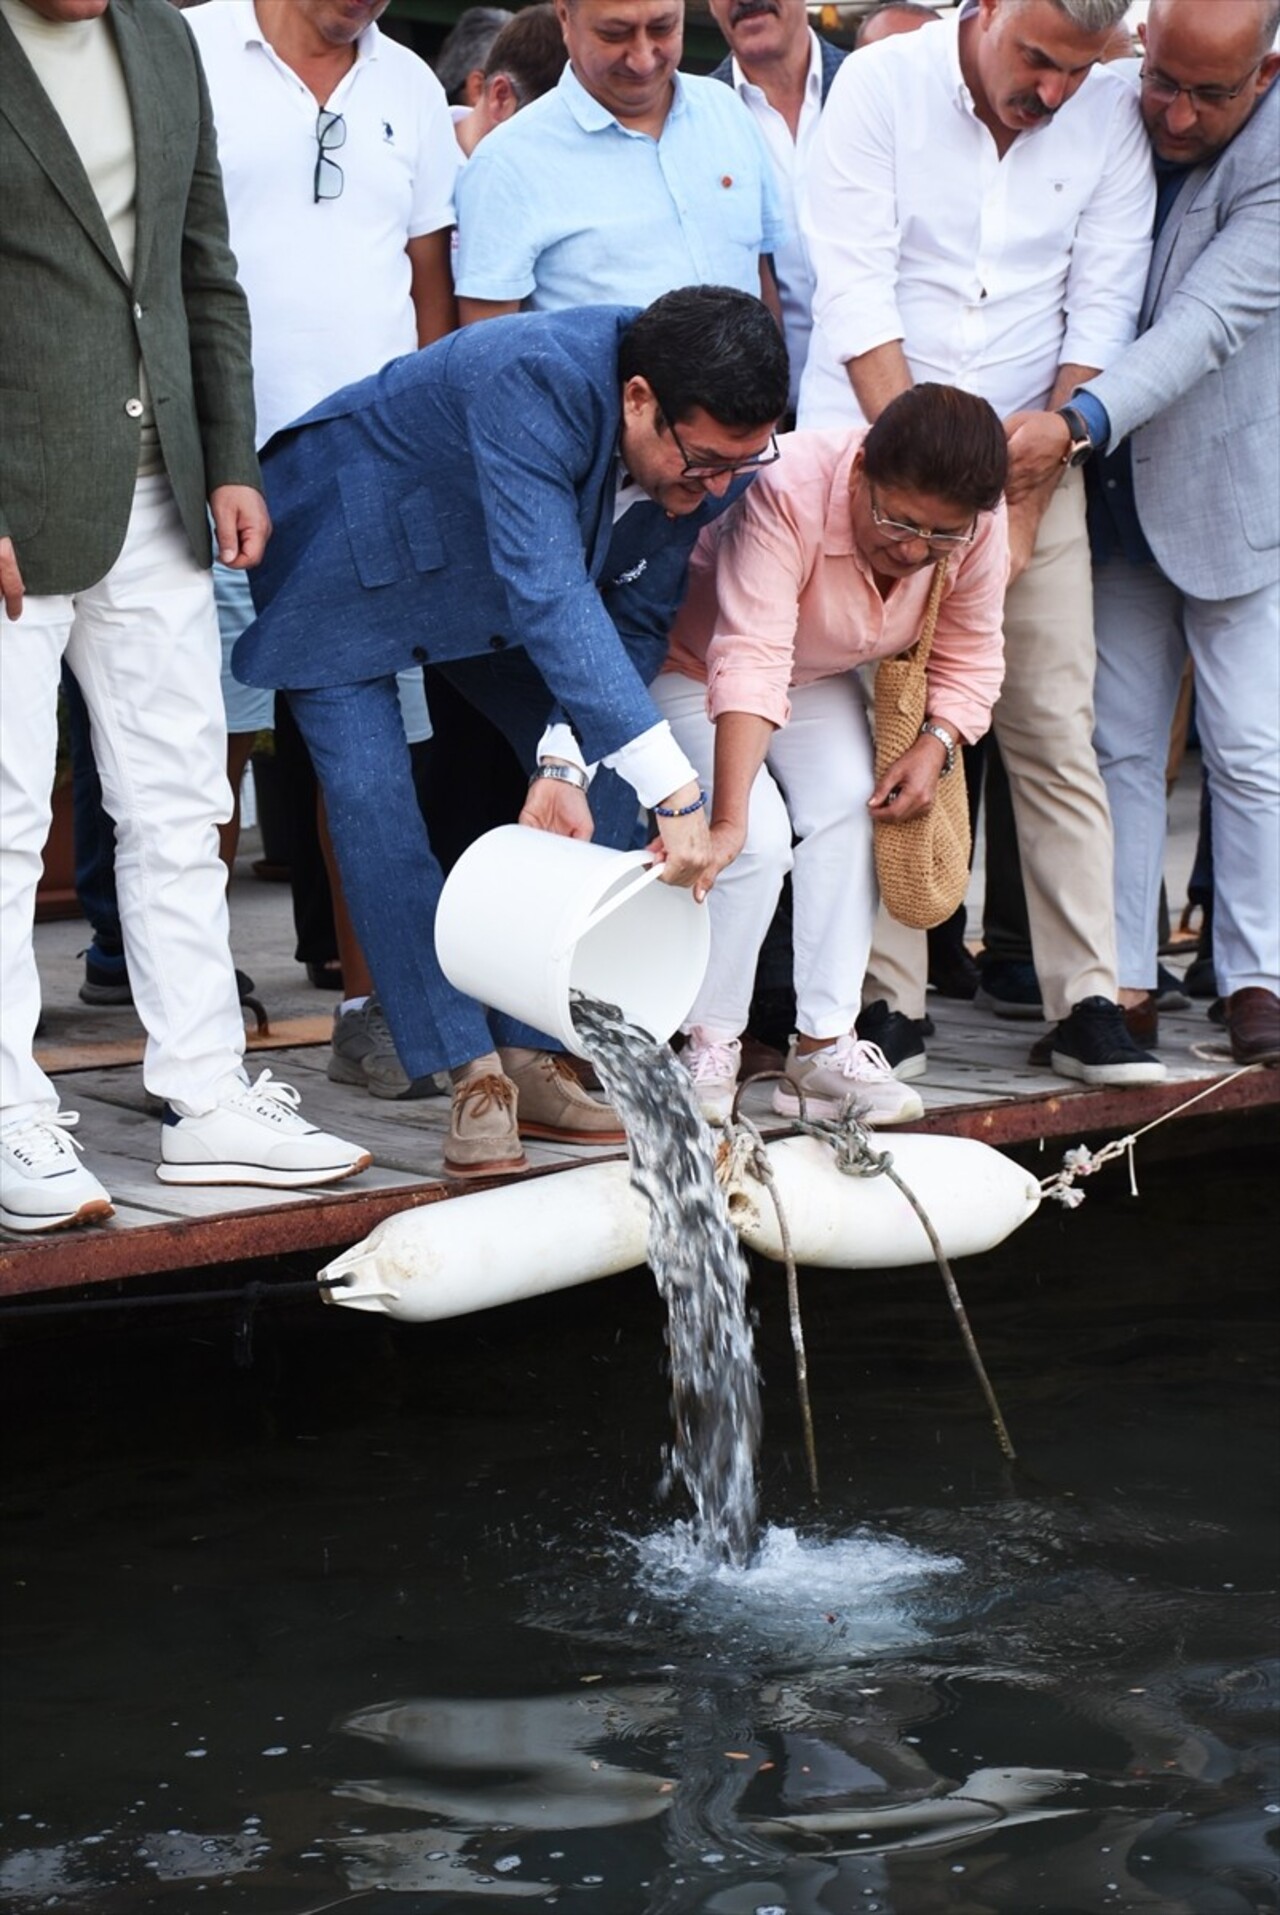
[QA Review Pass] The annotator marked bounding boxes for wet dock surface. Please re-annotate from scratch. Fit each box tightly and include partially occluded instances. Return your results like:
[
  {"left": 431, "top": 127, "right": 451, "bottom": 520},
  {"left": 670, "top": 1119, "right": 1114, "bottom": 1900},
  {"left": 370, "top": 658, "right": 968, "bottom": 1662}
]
[{"left": 5, "top": 760, "right": 1275, "bottom": 1299}]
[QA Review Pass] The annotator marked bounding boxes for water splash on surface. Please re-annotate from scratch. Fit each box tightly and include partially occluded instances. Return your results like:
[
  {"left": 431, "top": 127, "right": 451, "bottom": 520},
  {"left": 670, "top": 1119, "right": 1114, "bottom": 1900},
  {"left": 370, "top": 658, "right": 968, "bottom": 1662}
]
[
  {"left": 631, "top": 1523, "right": 962, "bottom": 1663},
  {"left": 570, "top": 994, "right": 762, "bottom": 1567}
]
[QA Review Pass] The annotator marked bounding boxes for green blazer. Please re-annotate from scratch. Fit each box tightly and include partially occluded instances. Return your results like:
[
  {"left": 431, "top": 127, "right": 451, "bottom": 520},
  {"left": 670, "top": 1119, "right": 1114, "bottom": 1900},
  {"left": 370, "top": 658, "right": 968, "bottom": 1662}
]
[{"left": 0, "top": 0, "right": 261, "bottom": 596}]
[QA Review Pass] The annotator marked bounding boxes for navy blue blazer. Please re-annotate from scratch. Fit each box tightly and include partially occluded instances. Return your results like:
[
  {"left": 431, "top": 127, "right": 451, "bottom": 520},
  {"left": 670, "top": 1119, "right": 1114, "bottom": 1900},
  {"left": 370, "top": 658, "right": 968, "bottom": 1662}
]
[
  {"left": 709, "top": 34, "right": 847, "bottom": 102},
  {"left": 239, "top": 306, "right": 733, "bottom": 765}
]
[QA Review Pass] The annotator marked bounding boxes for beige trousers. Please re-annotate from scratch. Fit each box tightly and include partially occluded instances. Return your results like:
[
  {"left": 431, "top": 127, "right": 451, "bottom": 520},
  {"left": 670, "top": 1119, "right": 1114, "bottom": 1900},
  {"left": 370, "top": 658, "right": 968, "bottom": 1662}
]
[{"left": 864, "top": 467, "right": 1117, "bottom": 1026}]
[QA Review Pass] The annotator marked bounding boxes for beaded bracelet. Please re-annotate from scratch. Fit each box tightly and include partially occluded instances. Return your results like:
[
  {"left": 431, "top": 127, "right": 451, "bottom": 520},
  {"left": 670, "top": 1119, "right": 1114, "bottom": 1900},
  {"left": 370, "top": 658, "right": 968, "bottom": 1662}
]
[{"left": 653, "top": 790, "right": 709, "bottom": 819}]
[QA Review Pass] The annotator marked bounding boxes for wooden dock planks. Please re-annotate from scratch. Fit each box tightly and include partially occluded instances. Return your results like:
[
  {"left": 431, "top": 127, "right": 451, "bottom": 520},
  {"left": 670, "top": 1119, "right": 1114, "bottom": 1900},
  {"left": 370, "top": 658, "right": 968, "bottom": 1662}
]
[{"left": 2, "top": 998, "right": 1273, "bottom": 1300}]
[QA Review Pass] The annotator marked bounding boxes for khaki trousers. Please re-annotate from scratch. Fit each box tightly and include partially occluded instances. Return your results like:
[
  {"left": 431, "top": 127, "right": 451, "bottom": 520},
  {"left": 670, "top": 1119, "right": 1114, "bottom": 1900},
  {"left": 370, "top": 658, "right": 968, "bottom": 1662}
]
[{"left": 864, "top": 467, "right": 1117, "bottom": 1026}]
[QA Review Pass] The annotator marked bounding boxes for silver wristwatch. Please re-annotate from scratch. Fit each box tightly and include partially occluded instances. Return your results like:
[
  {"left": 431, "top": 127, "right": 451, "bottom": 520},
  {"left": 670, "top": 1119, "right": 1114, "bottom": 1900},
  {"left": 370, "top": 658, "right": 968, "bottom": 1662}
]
[
  {"left": 529, "top": 762, "right": 589, "bottom": 792},
  {"left": 919, "top": 720, "right": 957, "bottom": 776}
]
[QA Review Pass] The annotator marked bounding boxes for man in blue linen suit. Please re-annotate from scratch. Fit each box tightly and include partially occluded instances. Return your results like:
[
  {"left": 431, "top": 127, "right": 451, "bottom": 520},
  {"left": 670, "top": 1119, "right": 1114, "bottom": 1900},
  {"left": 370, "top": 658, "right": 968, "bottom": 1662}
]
[
  {"left": 238, "top": 286, "right": 789, "bottom": 1177},
  {"left": 1005, "top": 0, "right": 1280, "bottom": 1066}
]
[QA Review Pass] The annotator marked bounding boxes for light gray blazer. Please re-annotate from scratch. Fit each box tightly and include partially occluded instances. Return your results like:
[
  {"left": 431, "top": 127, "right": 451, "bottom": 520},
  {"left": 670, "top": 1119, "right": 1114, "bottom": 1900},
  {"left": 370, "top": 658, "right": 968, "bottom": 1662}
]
[{"left": 1084, "top": 79, "right": 1279, "bottom": 601}]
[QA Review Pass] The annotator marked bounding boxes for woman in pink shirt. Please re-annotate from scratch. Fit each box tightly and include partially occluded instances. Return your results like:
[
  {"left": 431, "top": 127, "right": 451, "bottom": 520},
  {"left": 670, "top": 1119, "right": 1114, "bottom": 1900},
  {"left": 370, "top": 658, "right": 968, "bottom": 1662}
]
[{"left": 659, "top": 383, "right": 1009, "bottom": 1123}]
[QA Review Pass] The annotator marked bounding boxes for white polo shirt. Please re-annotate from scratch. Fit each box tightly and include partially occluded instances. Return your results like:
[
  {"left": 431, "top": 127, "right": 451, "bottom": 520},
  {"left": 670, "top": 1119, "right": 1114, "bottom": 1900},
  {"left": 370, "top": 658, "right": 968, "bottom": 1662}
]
[
  {"left": 797, "top": 0, "right": 1154, "bottom": 426},
  {"left": 185, "top": 0, "right": 459, "bottom": 446},
  {"left": 723, "top": 30, "right": 827, "bottom": 415}
]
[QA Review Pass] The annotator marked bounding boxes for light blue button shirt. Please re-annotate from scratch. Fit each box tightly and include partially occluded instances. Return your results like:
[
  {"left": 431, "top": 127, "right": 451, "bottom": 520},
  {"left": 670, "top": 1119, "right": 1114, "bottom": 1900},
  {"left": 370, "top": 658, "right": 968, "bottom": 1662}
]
[{"left": 455, "top": 65, "right": 787, "bottom": 310}]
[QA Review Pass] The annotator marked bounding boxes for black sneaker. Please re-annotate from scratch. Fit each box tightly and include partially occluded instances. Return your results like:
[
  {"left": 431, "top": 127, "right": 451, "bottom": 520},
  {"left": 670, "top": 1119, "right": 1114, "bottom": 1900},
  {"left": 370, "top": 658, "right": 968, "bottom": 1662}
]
[
  {"left": 1154, "top": 963, "right": 1191, "bottom": 1012},
  {"left": 1184, "top": 953, "right": 1219, "bottom": 1000},
  {"left": 973, "top": 957, "right": 1044, "bottom": 1020},
  {"left": 1040, "top": 996, "right": 1166, "bottom": 1087},
  {"left": 80, "top": 952, "right": 263, "bottom": 1023},
  {"left": 855, "top": 999, "right": 927, "bottom": 1080},
  {"left": 79, "top": 948, "right": 132, "bottom": 1005}
]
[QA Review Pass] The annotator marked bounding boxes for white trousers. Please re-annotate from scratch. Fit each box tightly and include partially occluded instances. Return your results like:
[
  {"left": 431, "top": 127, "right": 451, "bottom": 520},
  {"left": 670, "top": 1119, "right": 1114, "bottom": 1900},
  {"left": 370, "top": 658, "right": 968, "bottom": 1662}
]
[
  {"left": 865, "top": 468, "right": 1118, "bottom": 1023},
  {"left": 1, "top": 476, "right": 245, "bottom": 1123},
  {"left": 651, "top": 671, "right": 878, "bottom": 1040},
  {"left": 1093, "top": 561, "right": 1280, "bottom": 997}
]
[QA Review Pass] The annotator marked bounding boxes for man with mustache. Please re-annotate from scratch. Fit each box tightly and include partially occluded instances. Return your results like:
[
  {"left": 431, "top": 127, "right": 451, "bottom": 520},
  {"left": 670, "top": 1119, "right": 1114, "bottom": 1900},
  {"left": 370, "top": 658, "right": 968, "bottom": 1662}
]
[
  {"left": 1004, "top": 0, "right": 1280, "bottom": 1065},
  {"left": 706, "top": 0, "right": 846, "bottom": 418},
  {"left": 800, "top": 0, "right": 1166, "bottom": 1090}
]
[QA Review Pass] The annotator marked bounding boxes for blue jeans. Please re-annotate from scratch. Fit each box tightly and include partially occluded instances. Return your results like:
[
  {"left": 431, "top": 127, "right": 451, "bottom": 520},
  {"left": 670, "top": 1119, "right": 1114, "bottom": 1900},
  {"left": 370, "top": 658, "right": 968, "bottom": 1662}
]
[{"left": 287, "top": 675, "right": 554, "bottom": 1077}]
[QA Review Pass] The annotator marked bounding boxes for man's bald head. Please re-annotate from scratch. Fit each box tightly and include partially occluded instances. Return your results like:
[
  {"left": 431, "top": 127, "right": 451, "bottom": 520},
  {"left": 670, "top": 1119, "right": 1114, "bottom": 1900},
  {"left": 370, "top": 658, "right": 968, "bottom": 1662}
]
[
  {"left": 855, "top": 2, "right": 941, "bottom": 50},
  {"left": 1141, "top": 0, "right": 1280, "bottom": 163}
]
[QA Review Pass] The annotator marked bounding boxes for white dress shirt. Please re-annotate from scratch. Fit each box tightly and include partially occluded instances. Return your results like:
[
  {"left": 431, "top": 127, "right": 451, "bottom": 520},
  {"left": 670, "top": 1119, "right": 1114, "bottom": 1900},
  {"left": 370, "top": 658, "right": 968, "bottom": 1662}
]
[
  {"left": 724, "top": 30, "right": 827, "bottom": 415},
  {"left": 797, "top": 1, "right": 1155, "bottom": 426}
]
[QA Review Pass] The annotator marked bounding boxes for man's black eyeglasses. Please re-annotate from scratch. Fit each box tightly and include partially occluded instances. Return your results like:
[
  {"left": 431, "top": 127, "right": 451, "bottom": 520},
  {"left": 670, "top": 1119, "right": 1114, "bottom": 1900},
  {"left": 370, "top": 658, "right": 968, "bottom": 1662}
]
[
  {"left": 1139, "top": 60, "right": 1264, "bottom": 110},
  {"left": 667, "top": 418, "right": 780, "bottom": 481},
  {"left": 314, "top": 108, "right": 346, "bottom": 204}
]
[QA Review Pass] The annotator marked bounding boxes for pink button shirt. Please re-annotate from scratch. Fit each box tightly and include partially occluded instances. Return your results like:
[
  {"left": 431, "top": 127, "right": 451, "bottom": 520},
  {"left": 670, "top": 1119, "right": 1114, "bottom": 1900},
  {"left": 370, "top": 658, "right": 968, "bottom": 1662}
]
[{"left": 662, "top": 427, "right": 1008, "bottom": 743}]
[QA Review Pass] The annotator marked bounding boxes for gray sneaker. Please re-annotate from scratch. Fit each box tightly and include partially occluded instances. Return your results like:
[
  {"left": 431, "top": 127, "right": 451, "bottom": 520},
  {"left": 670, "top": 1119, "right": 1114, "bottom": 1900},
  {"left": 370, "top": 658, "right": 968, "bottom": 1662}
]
[
  {"left": 328, "top": 997, "right": 396, "bottom": 1087},
  {"left": 328, "top": 997, "right": 449, "bottom": 1099}
]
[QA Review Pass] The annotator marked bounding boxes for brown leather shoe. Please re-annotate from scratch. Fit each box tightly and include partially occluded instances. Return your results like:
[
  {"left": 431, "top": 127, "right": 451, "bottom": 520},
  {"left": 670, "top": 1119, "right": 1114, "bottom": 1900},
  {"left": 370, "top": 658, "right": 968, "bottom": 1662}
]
[
  {"left": 499, "top": 1049, "right": 626, "bottom": 1144},
  {"left": 1122, "top": 994, "right": 1158, "bottom": 1049},
  {"left": 444, "top": 1072, "right": 527, "bottom": 1178},
  {"left": 1225, "top": 988, "right": 1280, "bottom": 1065}
]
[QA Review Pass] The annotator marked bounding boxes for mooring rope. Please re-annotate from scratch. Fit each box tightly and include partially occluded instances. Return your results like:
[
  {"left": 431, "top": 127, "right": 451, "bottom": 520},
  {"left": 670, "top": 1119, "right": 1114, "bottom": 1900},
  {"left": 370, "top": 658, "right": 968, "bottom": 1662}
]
[
  {"left": 722, "top": 1075, "right": 1018, "bottom": 1469},
  {"left": 717, "top": 1103, "right": 821, "bottom": 1501},
  {"left": 1038, "top": 1064, "right": 1262, "bottom": 1208}
]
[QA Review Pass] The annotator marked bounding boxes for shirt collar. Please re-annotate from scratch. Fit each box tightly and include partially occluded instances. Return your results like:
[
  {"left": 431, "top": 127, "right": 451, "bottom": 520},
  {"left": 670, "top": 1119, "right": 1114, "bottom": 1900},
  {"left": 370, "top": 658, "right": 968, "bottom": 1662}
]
[
  {"left": 729, "top": 27, "right": 823, "bottom": 105},
  {"left": 559, "top": 60, "right": 683, "bottom": 133}
]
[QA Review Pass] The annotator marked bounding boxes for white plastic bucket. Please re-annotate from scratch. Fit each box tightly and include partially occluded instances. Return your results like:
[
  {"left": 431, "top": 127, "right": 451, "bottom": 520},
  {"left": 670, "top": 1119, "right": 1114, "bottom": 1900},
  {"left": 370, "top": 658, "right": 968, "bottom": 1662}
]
[{"left": 435, "top": 824, "right": 711, "bottom": 1057}]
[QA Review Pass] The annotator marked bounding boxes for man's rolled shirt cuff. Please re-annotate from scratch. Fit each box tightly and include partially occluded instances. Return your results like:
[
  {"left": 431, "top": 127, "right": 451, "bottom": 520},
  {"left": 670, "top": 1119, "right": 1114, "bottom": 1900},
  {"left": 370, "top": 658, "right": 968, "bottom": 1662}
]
[
  {"left": 604, "top": 722, "right": 697, "bottom": 810},
  {"left": 537, "top": 722, "right": 595, "bottom": 781}
]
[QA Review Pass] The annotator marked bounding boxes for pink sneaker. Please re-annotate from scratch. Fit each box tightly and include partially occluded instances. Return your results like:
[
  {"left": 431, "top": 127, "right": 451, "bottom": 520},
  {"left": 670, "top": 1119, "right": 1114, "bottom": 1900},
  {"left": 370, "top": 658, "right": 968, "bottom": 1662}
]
[
  {"left": 681, "top": 1030, "right": 743, "bottom": 1123},
  {"left": 772, "top": 1035, "right": 924, "bottom": 1125}
]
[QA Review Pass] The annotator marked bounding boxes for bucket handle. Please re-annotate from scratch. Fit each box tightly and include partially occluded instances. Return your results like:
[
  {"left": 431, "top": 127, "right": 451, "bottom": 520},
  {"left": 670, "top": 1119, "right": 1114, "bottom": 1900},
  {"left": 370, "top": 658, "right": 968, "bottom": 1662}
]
[{"left": 552, "top": 859, "right": 663, "bottom": 961}]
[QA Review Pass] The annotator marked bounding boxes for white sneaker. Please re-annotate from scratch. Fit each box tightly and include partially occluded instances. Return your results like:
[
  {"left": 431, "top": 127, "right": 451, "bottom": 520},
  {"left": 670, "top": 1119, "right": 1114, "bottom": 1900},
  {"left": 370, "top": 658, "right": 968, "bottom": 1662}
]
[
  {"left": 681, "top": 1030, "right": 742, "bottom": 1123},
  {"left": 156, "top": 1069, "right": 372, "bottom": 1188},
  {"left": 0, "top": 1111, "right": 114, "bottom": 1233},
  {"left": 772, "top": 1034, "right": 924, "bottom": 1125}
]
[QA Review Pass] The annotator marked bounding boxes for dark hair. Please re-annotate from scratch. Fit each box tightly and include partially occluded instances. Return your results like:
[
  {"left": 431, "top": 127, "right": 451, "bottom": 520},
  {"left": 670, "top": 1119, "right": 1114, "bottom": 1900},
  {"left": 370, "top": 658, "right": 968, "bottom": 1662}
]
[
  {"left": 482, "top": 3, "right": 567, "bottom": 102},
  {"left": 861, "top": 384, "right": 1008, "bottom": 513},
  {"left": 435, "top": 7, "right": 514, "bottom": 103},
  {"left": 618, "top": 286, "right": 789, "bottom": 430}
]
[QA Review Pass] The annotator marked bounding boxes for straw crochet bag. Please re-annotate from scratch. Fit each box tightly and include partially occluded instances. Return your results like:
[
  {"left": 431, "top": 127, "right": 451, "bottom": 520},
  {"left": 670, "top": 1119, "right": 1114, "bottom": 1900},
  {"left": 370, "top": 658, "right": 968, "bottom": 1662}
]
[{"left": 872, "top": 558, "right": 971, "bottom": 930}]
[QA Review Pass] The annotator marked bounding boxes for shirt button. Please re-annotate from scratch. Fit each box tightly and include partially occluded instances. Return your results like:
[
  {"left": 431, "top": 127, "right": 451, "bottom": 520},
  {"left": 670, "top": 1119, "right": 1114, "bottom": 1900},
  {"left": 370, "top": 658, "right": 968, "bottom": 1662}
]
[{"left": 124, "top": 398, "right": 144, "bottom": 418}]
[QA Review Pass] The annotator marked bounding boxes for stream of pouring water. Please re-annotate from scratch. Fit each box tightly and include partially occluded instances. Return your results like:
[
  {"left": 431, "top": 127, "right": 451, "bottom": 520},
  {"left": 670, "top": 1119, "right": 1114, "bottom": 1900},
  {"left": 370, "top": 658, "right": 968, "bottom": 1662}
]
[{"left": 570, "top": 994, "right": 762, "bottom": 1567}]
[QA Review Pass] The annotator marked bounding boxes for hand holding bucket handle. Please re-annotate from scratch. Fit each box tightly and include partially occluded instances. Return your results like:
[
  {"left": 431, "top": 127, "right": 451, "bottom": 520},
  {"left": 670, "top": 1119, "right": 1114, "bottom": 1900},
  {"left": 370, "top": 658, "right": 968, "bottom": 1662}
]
[{"left": 648, "top": 780, "right": 714, "bottom": 899}]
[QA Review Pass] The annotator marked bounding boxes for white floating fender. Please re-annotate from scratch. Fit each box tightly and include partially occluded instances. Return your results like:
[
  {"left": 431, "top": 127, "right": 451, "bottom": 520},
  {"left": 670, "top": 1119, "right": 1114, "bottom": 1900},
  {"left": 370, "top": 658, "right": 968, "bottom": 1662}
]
[
  {"left": 723, "top": 1131, "right": 1042, "bottom": 1270},
  {"left": 321, "top": 1161, "right": 650, "bottom": 1322},
  {"left": 321, "top": 1133, "right": 1040, "bottom": 1324}
]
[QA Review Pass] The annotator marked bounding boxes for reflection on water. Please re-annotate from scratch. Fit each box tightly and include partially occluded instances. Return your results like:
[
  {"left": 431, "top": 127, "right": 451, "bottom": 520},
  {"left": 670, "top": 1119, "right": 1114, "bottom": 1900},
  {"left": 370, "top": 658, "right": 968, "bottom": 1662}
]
[{"left": 1, "top": 1141, "right": 1277, "bottom": 1911}]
